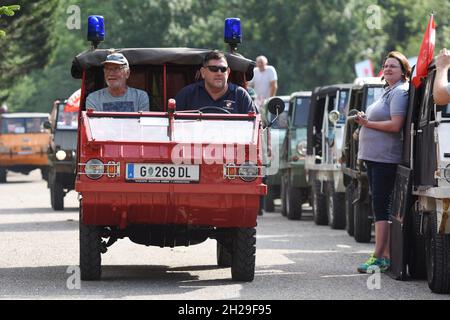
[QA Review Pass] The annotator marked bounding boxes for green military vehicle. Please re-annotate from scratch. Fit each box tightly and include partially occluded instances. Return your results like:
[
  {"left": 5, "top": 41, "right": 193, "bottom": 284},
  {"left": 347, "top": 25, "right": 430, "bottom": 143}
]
[
  {"left": 341, "top": 77, "right": 384, "bottom": 241},
  {"left": 261, "top": 95, "right": 290, "bottom": 212},
  {"left": 389, "top": 64, "right": 450, "bottom": 293},
  {"left": 279, "top": 91, "right": 312, "bottom": 219},
  {"left": 45, "top": 99, "right": 78, "bottom": 210},
  {"left": 306, "top": 84, "right": 351, "bottom": 229}
]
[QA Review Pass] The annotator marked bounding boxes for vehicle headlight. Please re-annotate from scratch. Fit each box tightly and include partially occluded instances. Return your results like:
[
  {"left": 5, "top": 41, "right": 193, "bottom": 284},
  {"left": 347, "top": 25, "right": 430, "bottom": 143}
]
[
  {"left": 85, "top": 159, "right": 104, "bottom": 180},
  {"left": 444, "top": 164, "right": 450, "bottom": 183},
  {"left": 239, "top": 162, "right": 258, "bottom": 182},
  {"left": 296, "top": 140, "right": 307, "bottom": 157},
  {"left": 55, "top": 150, "right": 67, "bottom": 161}
]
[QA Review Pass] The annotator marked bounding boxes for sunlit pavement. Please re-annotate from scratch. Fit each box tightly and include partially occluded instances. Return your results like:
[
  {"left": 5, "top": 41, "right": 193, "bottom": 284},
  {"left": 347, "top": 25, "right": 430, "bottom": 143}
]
[{"left": 0, "top": 170, "right": 448, "bottom": 300}]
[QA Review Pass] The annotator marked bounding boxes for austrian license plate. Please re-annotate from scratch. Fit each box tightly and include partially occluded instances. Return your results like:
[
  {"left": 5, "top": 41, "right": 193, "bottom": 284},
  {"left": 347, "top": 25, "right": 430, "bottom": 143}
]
[{"left": 126, "top": 163, "right": 200, "bottom": 182}]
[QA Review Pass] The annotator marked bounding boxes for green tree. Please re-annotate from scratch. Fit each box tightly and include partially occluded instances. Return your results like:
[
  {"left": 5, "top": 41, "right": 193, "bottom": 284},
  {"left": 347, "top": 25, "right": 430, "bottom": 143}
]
[
  {"left": 2, "top": 0, "right": 450, "bottom": 112},
  {"left": 0, "top": 3, "right": 20, "bottom": 38},
  {"left": 0, "top": 0, "right": 58, "bottom": 102}
]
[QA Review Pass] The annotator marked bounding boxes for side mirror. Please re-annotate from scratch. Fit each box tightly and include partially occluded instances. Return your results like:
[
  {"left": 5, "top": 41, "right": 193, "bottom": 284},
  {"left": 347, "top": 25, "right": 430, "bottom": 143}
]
[
  {"left": 266, "top": 97, "right": 285, "bottom": 129},
  {"left": 268, "top": 97, "right": 285, "bottom": 115},
  {"left": 328, "top": 110, "right": 340, "bottom": 125}
]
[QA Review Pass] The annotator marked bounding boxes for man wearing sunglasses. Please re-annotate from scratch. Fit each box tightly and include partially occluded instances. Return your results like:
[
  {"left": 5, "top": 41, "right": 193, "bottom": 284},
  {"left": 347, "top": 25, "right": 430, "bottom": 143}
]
[{"left": 175, "top": 50, "right": 255, "bottom": 113}]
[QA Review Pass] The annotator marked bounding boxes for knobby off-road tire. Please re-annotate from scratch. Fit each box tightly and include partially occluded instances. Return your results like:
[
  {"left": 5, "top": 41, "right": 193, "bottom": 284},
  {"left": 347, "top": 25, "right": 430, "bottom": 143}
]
[
  {"left": 80, "top": 207, "right": 102, "bottom": 281},
  {"left": 286, "top": 180, "right": 302, "bottom": 220},
  {"left": 280, "top": 174, "right": 287, "bottom": 217},
  {"left": 345, "top": 182, "right": 355, "bottom": 236},
  {"left": 41, "top": 167, "right": 49, "bottom": 182},
  {"left": 407, "top": 207, "right": 426, "bottom": 279},
  {"left": 312, "top": 180, "right": 328, "bottom": 225},
  {"left": 231, "top": 227, "right": 256, "bottom": 282},
  {"left": 353, "top": 195, "right": 372, "bottom": 243},
  {"left": 425, "top": 211, "right": 450, "bottom": 293},
  {"left": 264, "top": 186, "right": 276, "bottom": 212},
  {"left": 0, "top": 168, "right": 6, "bottom": 183},
  {"left": 50, "top": 180, "right": 64, "bottom": 211},
  {"left": 326, "top": 182, "right": 346, "bottom": 229}
]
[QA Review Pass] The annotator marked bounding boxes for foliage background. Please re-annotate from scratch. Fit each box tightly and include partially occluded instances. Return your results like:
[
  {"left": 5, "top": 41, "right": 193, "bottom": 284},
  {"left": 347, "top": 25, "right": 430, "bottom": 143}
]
[{"left": 0, "top": 0, "right": 449, "bottom": 112}]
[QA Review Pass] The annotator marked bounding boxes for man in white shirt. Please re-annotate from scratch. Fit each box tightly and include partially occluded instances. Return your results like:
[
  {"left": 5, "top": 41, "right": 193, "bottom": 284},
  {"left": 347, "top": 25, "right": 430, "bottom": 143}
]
[{"left": 248, "top": 55, "right": 278, "bottom": 110}]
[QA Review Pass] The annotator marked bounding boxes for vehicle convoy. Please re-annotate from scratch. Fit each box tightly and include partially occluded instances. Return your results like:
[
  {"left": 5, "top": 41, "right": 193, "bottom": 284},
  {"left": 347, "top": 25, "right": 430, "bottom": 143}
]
[
  {"left": 341, "top": 77, "right": 384, "bottom": 241},
  {"left": 305, "top": 84, "right": 351, "bottom": 228},
  {"left": 389, "top": 64, "right": 450, "bottom": 294},
  {"left": 260, "top": 95, "right": 289, "bottom": 212},
  {"left": 73, "top": 16, "right": 281, "bottom": 282},
  {"left": 45, "top": 97, "right": 79, "bottom": 210},
  {"left": 0, "top": 112, "right": 50, "bottom": 183},
  {"left": 279, "top": 91, "right": 312, "bottom": 219}
]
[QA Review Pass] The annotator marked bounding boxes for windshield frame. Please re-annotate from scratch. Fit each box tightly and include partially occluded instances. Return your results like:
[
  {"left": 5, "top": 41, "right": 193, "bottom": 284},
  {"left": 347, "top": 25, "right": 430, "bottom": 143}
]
[{"left": 83, "top": 111, "right": 258, "bottom": 145}]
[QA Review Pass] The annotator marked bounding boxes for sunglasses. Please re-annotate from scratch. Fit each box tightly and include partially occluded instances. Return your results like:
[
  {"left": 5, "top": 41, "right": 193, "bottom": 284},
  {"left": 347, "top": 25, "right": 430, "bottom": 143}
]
[{"left": 205, "top": 65, "right": 228, "bottom": 73}]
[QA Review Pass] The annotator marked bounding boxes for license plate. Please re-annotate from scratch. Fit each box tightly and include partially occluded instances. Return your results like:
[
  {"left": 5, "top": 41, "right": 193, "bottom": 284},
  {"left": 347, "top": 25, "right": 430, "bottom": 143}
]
[{"left": 126, "top": 163, "right": 200, "bottom": 182}]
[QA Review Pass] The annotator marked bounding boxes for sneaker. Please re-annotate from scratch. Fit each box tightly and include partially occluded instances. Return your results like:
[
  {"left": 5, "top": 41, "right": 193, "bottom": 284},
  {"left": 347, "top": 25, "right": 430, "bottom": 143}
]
[
  {"left": 357, "top": 254, "right": 389, "bottom": 274},
  {"left": 381, "top": 257, "right": 390, "bottom": 270}
]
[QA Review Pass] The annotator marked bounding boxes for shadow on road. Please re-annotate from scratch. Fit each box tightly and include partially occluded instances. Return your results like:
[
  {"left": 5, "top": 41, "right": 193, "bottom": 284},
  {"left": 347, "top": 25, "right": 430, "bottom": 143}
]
[
  {"left": 0, "top": 220, "right": 78, "bottom": 232},
  {"left": 0, "top": 180, "right": 35, "bottom": 185},
  {"left": 0, "top": 264, "right": 237, "bottom": 299},
  {"left": 0, "top": 207, "right": 78, "bottom": 215}
]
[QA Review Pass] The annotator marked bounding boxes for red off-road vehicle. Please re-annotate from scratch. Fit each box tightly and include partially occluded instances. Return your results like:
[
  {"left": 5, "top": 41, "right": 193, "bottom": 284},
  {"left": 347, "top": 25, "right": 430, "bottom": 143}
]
[{"left": 73, "top": 17, "right": 283, "bottom": 282}]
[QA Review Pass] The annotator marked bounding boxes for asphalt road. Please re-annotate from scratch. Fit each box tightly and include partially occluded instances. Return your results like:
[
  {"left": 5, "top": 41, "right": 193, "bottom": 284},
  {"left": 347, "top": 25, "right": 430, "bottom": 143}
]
[{"left": 0, "top": 170, "right": 448, "bottom": 300}]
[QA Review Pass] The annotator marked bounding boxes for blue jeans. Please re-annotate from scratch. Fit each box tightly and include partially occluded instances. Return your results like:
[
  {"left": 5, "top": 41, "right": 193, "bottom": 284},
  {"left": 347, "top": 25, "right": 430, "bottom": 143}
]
[{"left": 365, "top": 161, "right": 398, "bottom": 222}]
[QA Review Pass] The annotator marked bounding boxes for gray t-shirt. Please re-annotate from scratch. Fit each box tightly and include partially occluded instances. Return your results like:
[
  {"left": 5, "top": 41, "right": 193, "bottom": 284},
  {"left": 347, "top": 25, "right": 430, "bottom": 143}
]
[
  {"left": 86, "top": 87, "right": 150, "bottom": 112},
  {"left": 358, "top": 80, "right": 409, "bottom": 164}
]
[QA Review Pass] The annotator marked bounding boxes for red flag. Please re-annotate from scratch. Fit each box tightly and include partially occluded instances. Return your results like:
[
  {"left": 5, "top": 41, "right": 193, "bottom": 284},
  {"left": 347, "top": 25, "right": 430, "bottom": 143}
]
[
  {"left": 412, "top": 14, "right": 436, "bottom": 88},
  {"left": 64, "top": 89, "right": 81, "bottom": 112}
]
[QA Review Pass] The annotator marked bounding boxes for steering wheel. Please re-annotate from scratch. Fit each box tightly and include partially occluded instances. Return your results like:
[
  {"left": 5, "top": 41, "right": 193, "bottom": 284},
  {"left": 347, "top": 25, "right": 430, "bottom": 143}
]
[{"left": 197, "top": 106, "right": 231, "bottom": 114}]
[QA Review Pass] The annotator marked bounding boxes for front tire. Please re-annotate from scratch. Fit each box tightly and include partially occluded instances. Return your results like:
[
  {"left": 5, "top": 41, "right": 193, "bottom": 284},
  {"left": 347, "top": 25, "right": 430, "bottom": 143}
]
[
  {"left": 353, "top": 188, "right": 372, "bottom": 243},
  {"left": 425, "top": 211, "right": 450, "bottom": 293},
  {"left": 41, "top": 167, "right": 49, "bottom": 181},
  {"left": 80, "top": 207, "right": 102, "bottom": 281},
  {"left": 326, "top": 182, "right": 346, "bottom": 229},
  {"left": 407, "top": 206, "right": 426, "bottom": 279},
  {"left": 264, "top": 186, "right": 276, "bottom": 212},
  {"left": 231, "top": 228, "right": 256, "bottom": 282},
  {"left": 280, "top": 173, "right": 287, "bottom": 216},
  {"left": 50, "top": 180, "right": 64, "bottom": 211},
  {"left": 312, "top": 180, "right": 328, "bottom": 225},
  {"left": 0, "top": 167, "right": 6, "bottom": 183},
  {"left": 345, "top": 181, "right": 355, "bottom": 236},
  {"left": 286, "top": 180, "right": 302, "bottom": 220}
]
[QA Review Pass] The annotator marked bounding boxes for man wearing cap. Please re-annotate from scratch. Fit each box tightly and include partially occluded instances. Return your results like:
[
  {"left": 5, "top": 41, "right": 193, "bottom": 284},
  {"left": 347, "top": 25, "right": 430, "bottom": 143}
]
[{"left": 86, "top": 52, "right": 150, "bottom": 112}]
